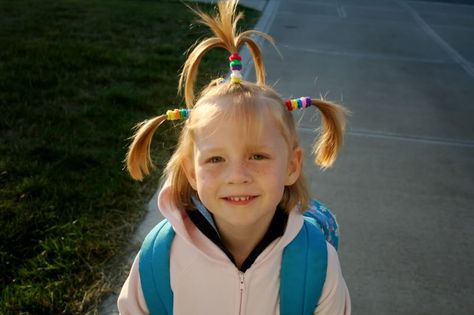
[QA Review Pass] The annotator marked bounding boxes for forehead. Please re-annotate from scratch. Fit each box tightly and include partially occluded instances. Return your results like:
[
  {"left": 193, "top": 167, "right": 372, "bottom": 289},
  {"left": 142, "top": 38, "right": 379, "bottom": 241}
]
[{"left": 193, "top": 111, "right": 287, "bottom": 151}]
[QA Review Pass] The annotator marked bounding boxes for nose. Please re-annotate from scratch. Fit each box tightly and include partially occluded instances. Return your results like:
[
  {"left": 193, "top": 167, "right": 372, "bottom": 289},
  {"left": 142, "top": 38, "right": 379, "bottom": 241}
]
[{"left": 225, "top": 161, "right": 251, "bottom": 185}]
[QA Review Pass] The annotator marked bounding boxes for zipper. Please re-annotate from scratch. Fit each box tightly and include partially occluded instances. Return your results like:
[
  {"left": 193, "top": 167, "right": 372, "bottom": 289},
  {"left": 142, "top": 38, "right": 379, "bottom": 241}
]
[{"left": 238, "top": 272, "right": 245, "bottom": 315}]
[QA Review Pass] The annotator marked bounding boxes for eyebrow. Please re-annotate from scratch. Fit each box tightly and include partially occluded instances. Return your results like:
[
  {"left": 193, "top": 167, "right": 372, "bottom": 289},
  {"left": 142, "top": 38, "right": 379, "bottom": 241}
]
[
  {"left": 246, "top": 144, "right": 275, "bottom": 152},
  {"left": 198, "top": 144, "right": 275, "bottom": 154}
]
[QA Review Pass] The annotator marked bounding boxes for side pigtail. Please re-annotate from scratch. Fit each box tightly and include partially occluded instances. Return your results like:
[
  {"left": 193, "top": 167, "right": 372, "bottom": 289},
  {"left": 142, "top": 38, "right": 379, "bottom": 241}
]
[
  {"left": 126, "top": 115, "right": 168, "bottom": 181},
  {"left": 179, "top": 0, "right": 273, "bottom": 107},
  {"left": 126, "top": 109, "right": 190, "bottom": 180},
  {"left": 311, "top": 99, "right": 347, "bottom": 167},
  {"left": 285, "top": 97, "right": 347, "bottom": 167}
]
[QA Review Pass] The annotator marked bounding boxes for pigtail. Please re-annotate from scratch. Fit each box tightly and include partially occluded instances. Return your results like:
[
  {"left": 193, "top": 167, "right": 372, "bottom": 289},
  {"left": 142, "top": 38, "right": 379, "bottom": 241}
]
[
  {"left": 311, "top": 99, "right": 348, "bottom": 167},
  {"left": 237, "top": 30, "right": 273, "bottom": 84},
  {"left": 179, "top": 37, "right": 225, "bottom": 108},
  {"left": 126, "top": 115, "right": 168, "bottom": 181},
  {"left": 179, "top": 0, "right": 273, "bottom": 107}
]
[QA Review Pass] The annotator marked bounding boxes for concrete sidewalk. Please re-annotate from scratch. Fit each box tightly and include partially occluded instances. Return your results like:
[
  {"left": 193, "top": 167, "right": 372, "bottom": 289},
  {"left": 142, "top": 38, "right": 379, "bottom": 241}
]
[
  {"left": 253, "top": 0, "right": 473, "bottom": 314},
  {"left": 100, "top": 0, "right": 474, "bottom": 314}
]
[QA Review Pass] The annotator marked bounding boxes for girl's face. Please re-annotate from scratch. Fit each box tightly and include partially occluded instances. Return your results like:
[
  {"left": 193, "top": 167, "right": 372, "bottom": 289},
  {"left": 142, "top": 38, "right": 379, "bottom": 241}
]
[{"left": 183, "top": 113, "right": 303, "bottom": 233}]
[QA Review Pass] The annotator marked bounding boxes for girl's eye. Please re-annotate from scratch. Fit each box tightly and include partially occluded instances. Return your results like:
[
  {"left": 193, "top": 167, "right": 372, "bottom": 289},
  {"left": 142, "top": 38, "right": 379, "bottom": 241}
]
[
  {"left": 207, "top": 156, "right": 224, "bottom": 164},
  {"left": 250, "top": 154, "right": 267, "bottom": 160}
]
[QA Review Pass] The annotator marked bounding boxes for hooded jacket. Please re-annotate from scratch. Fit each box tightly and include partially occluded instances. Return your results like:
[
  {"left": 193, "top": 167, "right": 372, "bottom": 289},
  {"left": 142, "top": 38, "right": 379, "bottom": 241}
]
[{"left": 118, "top": 181, "right": 351, "bottom": 315}]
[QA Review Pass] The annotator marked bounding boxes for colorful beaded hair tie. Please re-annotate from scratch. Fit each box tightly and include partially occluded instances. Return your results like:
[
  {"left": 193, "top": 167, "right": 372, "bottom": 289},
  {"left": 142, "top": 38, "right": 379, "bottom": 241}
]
[
  {"left": 285, "top": 97, "right": 312, "bottom": 111},
  {"left": 166, "top": 108, "right": 190, "bottom": 121},
  {"left": 229, "top": 53, "right": 243, "bottom": 84},
  {"left": 164, "top": 98, "right": 311, "bottom": 121}
]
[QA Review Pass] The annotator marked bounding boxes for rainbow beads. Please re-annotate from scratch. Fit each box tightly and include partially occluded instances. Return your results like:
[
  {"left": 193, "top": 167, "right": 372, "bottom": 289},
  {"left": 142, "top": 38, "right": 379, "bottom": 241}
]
[
  {"left": 229, "top": 53, "right": 243, "bottom": 84},
  {"left": 166, "top": 108, "right": 190, "bottom": 120},
  {"left": 285, "top": 97, "right": 312, "bottom": 111}
]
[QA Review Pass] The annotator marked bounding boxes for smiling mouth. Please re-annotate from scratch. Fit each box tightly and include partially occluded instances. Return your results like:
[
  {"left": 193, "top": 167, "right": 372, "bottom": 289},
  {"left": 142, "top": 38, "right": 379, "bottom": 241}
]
[{"left": 223, "top": 195, "right": 257, "bottom": 203}]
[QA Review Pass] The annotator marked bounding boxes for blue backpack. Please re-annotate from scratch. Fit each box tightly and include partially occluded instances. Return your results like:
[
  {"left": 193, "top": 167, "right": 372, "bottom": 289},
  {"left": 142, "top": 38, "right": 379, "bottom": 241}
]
[{"left": 139, "top": 199, "right": 339, "bottom": 315}]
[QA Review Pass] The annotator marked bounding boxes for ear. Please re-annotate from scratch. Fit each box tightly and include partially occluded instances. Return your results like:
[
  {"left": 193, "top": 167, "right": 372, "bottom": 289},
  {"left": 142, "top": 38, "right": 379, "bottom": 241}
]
[
  {"left": 181, "top": 157, "right": 198, "bottom": 191},
  {"left": 285, "top": 146, "right": 303, "bottom": 186}
]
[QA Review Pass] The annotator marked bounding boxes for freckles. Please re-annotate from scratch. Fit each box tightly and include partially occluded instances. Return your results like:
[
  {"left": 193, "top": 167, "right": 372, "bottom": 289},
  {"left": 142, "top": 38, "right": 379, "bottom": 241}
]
[
  {"left": 253, "top": 167, "right": 267, "bottom": 176},
  {"left": 197, "top": 168, "right": 220, "bottom": 182},
  {"left": 253, "top": 168, "right": 275, "bottom": 180}
]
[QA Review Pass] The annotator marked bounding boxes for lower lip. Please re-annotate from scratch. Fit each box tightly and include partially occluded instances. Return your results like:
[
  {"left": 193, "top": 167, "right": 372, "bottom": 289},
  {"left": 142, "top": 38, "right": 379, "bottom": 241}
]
[{"left": 223, "top": 196, "right": 257, "bottom": 206}]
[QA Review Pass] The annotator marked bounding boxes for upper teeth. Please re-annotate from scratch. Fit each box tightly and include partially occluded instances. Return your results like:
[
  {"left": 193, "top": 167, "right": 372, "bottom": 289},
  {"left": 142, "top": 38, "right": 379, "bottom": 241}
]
[{"left": 229, "top": 196, "right": 250, "bottom": 201}]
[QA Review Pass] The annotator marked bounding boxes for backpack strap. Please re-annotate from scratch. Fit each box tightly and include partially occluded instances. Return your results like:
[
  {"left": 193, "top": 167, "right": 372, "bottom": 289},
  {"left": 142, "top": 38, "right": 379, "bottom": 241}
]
[
  {"left": 280, "top": 218, "right": 328, "bottom": 315},
  {"left": 139, "top": 219, "right": 175, "bottom": 315}
]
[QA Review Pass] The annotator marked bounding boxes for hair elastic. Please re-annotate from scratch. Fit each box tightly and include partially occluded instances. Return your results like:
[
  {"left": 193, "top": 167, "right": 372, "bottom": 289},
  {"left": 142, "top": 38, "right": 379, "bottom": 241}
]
[
  {"left": 164, "top": 97, "right": 310, "bottom": 121},
  {"left": 229, "top": 53, "right": 243, "bottom": 84},
  {"left": 166, "top": 108, "right": 190, "bottom": 120},
  {"left": 285, "top": 97, "right": 312, "bottom": 111}
]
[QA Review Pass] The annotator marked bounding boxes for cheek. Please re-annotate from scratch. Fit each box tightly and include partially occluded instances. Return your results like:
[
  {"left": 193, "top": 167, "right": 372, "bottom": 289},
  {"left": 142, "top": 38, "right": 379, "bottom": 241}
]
[
  {"left": 195, "top": 167, "right": 220, "bottom": 187},
  {"left": 252, "top": 160, "right": 287, "bottom": 178},
  {"left": 251, "top": 165, "right": 271, "bottom": 176}
]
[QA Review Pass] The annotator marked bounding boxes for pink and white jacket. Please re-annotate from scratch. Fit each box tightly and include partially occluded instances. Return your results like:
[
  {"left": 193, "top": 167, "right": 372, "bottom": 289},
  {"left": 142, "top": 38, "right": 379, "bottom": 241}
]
[{"left": 118, "top": 182, "right": 351, "bottom": 315}]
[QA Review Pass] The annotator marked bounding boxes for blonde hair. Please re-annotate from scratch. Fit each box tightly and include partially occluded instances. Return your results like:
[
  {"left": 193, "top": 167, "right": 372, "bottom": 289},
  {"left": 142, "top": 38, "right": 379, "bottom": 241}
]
[{"left": 126, "top": 0, "right": 347, "bottom": 212}]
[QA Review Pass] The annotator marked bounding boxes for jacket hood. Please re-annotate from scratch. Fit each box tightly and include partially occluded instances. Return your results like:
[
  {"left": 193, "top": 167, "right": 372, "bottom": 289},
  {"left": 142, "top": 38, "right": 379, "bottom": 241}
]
[{"left": 157, "top": 179, "right": 304, "bottom": 267}]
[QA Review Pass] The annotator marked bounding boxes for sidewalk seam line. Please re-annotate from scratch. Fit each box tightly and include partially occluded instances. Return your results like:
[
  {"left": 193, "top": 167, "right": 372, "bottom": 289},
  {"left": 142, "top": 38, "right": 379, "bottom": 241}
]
[
  {"left": 279, "top": 45, "right": 454, "bottom": 64},
  {"left": 299, "top": 127, "right": 474, "bottom": 148},
  {"left": 397, "top": 0, "right": 474, "bottom": 78}
]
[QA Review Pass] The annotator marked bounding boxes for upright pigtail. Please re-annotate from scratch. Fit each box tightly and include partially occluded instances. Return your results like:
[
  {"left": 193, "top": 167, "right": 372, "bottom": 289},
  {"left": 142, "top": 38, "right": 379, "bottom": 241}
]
[
  {"left": 311, "top": 99, "right": 347, "bottom": 167},
  {"left": 237, "top": 30, "right": 273, "bottom": 84},
  {"left": 179, "top": 0, "right": 273, "bottom": 107}
]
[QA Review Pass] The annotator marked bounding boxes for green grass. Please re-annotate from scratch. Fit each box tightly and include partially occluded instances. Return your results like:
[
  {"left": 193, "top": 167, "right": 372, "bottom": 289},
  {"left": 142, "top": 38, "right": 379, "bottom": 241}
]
[{"left": 0, "top": 0, "right": 260, "bottom": 313}]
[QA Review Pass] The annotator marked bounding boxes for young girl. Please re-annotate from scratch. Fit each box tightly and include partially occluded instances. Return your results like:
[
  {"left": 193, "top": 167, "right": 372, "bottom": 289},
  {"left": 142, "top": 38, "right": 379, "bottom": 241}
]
[{"left": 118, "top": 1, "right": 350, "bottom": 314}]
